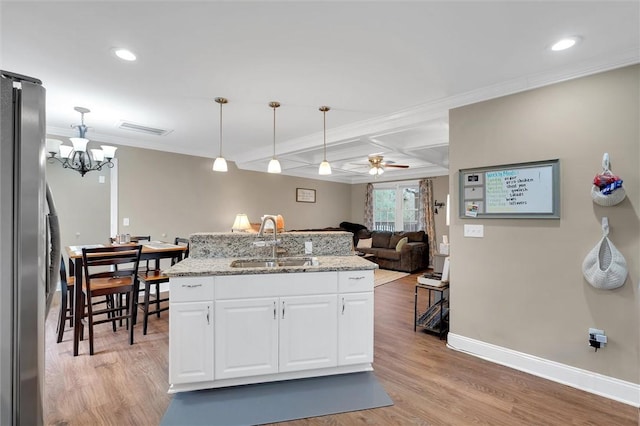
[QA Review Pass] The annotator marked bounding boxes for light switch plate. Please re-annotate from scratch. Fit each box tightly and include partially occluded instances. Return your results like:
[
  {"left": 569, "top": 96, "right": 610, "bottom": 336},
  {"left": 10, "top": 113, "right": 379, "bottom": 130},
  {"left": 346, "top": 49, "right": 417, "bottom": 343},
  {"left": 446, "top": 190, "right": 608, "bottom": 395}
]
[
  {"left": 123, "top": 217, "right": 130, "bottom": 226},
  {"left": 464, "top": 224, "right": 484, "bottom": 238}
]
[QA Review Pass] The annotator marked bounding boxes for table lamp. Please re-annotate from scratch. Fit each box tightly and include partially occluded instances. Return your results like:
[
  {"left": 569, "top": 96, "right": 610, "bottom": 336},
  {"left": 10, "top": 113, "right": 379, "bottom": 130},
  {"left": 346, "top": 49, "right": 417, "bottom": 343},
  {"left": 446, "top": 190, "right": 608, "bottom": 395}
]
[{"left": 232, "top": 214, "right": 252, "bottom": 232}]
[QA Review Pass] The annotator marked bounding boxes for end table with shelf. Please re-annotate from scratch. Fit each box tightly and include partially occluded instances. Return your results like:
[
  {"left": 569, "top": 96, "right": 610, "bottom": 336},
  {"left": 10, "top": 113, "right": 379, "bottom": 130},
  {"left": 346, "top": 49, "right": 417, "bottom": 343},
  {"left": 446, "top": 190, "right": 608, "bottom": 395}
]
[{"left": 414, "top": 282, "right": 449, "bottom": 339}]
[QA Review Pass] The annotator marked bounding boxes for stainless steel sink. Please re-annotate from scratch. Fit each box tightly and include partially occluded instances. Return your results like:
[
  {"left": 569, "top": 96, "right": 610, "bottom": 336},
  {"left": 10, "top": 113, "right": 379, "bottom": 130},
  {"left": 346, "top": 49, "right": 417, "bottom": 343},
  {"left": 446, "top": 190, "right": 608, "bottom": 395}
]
[{"left": 230, "top": 257, "right": 318, "bottom": 268}]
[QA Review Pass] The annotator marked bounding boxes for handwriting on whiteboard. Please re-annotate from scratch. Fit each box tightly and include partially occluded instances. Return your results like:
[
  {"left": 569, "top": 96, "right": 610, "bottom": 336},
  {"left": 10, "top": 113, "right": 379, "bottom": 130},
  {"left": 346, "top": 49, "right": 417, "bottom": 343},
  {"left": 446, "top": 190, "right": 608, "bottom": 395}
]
[{"left": 485, "top": 166, "right": 553, "bottom": 213}]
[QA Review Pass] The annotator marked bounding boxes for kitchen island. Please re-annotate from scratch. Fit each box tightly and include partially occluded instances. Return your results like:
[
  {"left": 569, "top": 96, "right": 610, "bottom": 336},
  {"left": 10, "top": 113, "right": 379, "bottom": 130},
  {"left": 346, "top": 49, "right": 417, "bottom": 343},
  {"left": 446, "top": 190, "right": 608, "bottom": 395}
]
[{"left": 164, "top": 232, "right": 377, "bottom": 393}]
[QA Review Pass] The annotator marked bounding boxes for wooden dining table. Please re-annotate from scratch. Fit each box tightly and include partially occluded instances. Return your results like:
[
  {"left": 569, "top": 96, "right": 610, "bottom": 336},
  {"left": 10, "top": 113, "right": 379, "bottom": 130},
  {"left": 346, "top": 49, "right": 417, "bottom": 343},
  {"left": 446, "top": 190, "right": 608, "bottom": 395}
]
[{"left": 65, "top": 241, "right": 188, "bottom": 356}]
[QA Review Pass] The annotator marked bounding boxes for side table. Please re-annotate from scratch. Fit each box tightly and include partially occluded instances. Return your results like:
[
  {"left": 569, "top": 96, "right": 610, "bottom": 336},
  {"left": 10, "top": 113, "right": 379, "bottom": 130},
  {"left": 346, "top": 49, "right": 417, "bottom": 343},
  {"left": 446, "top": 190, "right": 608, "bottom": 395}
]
[{"left": 414, "top": 282, "right": 449, "bottom": 339}]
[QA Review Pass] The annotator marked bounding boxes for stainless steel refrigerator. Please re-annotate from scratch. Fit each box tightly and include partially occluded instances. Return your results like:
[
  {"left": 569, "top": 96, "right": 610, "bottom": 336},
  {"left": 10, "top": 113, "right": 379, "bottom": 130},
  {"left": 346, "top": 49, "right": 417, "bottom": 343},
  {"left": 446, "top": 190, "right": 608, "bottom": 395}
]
[{"left": 0, "top": 70, "right": 60, "bottom": 425}]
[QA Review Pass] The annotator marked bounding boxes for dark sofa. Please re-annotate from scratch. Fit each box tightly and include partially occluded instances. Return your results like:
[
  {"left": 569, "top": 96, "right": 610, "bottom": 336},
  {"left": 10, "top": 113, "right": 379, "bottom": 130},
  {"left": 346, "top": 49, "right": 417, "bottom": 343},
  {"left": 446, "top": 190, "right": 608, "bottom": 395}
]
[{"left": 356, "top": 230, "right": 429, "bottom": 273}]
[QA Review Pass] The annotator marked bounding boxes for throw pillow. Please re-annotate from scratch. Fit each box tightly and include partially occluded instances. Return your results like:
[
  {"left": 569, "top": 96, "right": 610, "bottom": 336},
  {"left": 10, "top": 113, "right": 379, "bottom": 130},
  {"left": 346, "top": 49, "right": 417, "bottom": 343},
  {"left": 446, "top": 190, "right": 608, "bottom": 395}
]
[
  {"left": 389, "top": 233, "right": 405, "bottom": 249},
  {"left": 404, "top": 230, "right": 425, "bottom": 242},
  {"left": 372, "top": 231, "right": 392, "bottom": 248},
  {"left": 395, "top": 236, "right": 408, "bottom": 252},
  {"left": 356, "top": 238, "right": 372, "bottom": 249}
]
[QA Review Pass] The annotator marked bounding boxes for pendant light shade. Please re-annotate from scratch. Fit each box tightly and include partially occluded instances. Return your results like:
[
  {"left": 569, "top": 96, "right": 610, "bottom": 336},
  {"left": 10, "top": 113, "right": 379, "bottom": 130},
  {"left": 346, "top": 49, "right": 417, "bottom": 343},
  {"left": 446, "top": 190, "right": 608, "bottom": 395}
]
[
  {"left": 212, "top": 97, "right": 228, "bottom": 172},
  {"left": 267, "top": 101, "right": 282, "bottom": 174},
  {"left": 318, "top": 106, "right": 332, "bottom": 175}
]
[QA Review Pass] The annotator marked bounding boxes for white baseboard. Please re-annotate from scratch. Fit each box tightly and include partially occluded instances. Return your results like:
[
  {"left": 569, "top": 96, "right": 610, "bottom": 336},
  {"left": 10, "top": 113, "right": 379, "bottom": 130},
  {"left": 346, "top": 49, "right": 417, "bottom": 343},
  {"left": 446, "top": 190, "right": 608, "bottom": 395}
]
[{"left": 447, "top": 333, "right": 640, "bottom": 407}]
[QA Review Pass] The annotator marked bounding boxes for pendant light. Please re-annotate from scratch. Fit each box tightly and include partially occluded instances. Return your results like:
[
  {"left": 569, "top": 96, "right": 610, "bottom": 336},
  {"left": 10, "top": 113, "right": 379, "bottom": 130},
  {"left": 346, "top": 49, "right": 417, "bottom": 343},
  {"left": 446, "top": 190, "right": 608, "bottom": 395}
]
[
  {"left": 212, "top": 97, "right": 228, "bottom": 172},
  {"left": 267, "top": 101, "right": 282, "bottom": 174},
  {"left": 318, "top": 106, "right": 332, "bottom": 175}
]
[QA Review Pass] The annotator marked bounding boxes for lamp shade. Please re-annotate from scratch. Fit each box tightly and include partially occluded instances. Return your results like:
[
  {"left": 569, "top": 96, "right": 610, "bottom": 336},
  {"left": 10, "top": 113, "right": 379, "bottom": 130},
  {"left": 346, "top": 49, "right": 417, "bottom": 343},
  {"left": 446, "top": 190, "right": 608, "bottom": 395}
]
[
  {"left": 59, "top": 145, "right": 73, "bottom": 159},
  {"left": 46, "top": 138, "right": 62, "bottom": 154},
  {"left": 101, "top": 145, "right": 117, "bottom": 159},
  {"left": 232, "top": 213, "right": 251, "bottom": 231},
  {"left": 318, "top": 160, "right": 332, "bottom": 175},
  {"left": 268, "top": 158, "right": 281, "bottom": 174},
  {"left": 90, "top": 149, "right": 105, "bottom": 162},
  {"left": 213, "top": 157, "right": 228, "bottom": 172},
  {"left": 70, "top": 137, "right": 89, "bottom": 152}
]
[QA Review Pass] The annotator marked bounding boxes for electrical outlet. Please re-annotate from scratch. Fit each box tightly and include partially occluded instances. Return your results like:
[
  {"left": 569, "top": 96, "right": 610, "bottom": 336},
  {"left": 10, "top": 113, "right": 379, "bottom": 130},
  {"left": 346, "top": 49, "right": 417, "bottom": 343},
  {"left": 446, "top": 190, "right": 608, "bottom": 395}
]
[
  {"left": 464, "top": 224, "right": 484, "bottom": 238},
  {"left": 305, "top": 241, "right": 313, "bottom": 254},
  {"left": 588, "top": 327, "right": 606, "bottom": 351}
]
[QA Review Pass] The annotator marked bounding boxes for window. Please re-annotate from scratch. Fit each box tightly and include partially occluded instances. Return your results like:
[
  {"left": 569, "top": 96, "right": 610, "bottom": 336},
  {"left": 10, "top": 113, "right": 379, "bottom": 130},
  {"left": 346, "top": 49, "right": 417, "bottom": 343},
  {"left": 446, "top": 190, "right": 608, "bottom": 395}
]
[{"left": 372, "top": 182, "right": 420, "bottom": 232}]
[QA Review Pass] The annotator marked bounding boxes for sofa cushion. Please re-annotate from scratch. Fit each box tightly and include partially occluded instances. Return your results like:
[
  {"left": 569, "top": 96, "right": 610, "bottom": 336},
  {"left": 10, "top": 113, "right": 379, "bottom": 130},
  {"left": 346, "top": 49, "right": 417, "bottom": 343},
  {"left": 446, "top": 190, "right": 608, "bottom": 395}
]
[
  {"left": 371, "top": 231, "right": 392, "bottom": 248},
  {"left": 395, "top": 236, "right": 408, "bottom": 252},
  {"left": 356, "top": 238, "right": 372, "bottom": 249},
  {"left": 388, "top": 233, "right": 405, "bottom": 249},
  {"left": 404, "top": 230, "right": 426, "bottom": 242},
  {"left": 375, "top": 249, "right": 401, "bottom": 261}
]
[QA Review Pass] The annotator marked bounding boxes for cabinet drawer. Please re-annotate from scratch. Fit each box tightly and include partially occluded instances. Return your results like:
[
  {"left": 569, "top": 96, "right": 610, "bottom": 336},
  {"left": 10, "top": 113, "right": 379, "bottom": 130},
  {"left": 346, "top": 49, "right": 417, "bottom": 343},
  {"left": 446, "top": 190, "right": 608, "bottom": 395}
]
[
  {"left": 216, "top": 272, "right": 337, "bottom": 299},
  {"left": 338, "top": 270, "right": 374, "bottom": 293},
  {"left": 170, "top": 276, "right": 215, "bottom": 302}
]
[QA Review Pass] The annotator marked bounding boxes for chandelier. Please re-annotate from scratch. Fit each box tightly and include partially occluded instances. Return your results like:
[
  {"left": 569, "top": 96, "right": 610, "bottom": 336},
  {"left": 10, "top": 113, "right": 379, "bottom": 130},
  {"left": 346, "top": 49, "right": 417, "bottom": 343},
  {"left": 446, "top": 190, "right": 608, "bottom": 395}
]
[{"left": 46, "top": 107, "right": 117, "bottom": 177}]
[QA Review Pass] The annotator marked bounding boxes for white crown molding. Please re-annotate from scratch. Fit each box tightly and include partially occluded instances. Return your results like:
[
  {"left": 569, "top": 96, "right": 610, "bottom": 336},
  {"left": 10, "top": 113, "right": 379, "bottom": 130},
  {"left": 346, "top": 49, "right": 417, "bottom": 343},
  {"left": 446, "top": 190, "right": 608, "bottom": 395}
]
[{"left": 447, "top": 333, "right": 640, "bottom": 407}]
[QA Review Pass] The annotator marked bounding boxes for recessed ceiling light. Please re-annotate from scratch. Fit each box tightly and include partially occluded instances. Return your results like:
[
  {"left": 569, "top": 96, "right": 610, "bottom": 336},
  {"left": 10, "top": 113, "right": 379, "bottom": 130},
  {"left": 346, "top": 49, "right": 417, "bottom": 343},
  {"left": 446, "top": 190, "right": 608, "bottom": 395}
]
[
  {"left": 114, "top": 48, "right": 137, "bottom": 61},
  {"left": 551, "top": 37, "right": 581, "bottom": 51}
]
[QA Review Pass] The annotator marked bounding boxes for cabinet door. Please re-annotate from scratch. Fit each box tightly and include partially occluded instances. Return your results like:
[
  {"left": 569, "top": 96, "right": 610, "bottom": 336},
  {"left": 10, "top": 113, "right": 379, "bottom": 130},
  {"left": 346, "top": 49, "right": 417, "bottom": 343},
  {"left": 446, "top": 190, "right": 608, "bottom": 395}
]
[
  {"left": 215, "top": 298, "right": 279, "bottom": 379},
  {"left": 169, "top": 301, "right": 214, "bottom": 384},
  {"left": 338, "top": 292, "right": 374, "bottom": 365},
  {"left": 279, "top": 294, "right": 338, "bottom": 373}
]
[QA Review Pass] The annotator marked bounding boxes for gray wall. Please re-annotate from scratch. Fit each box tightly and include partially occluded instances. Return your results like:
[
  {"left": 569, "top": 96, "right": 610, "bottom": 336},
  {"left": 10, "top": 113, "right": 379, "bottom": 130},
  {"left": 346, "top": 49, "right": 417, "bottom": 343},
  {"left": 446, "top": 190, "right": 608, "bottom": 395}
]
[
  {"left": 449, "top": 65, "right": 639, "bottom": 383},
  {"left": 48, "top": 144, "right": 355, "bottom": 246},
  {"left": 46, "top": 159, "right": 111, "bottom": 250},
  {"left": 114, "top": 145, "right": 353, "bottom": 240}
]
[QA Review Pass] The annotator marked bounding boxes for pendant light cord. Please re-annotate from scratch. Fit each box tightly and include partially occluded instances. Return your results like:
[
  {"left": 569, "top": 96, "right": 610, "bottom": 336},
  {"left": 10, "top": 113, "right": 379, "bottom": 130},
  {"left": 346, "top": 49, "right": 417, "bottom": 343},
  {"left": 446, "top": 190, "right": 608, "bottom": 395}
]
[
  {"left": 219, "top": 102, "right": 223, "bottom": 157},
  {"left": 273, "top": 105, "right": 276, "bottom": 157},
  {"left": 323, "top": 109, "right": 327, "bottom": 160}
]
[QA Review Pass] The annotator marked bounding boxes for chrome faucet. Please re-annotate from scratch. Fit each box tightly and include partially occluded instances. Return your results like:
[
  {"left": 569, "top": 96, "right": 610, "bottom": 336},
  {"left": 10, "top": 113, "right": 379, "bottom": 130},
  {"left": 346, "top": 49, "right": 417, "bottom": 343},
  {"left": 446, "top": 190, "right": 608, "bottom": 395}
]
[{"left": 257, "top": 215, "right": 279, "bottom": 259}]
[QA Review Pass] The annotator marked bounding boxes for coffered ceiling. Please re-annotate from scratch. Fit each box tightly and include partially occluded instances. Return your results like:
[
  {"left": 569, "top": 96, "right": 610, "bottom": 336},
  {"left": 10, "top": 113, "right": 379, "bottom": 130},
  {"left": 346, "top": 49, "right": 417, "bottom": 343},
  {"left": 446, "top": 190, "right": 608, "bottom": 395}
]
[{"left": 2, "top": 1, "right": 638, "bottom": 183}]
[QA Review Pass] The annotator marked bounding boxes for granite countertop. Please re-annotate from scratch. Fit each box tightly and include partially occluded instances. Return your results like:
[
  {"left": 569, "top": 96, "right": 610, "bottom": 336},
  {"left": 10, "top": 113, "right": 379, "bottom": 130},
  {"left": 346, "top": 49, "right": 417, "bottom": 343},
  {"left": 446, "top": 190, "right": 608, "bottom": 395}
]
[{"left": 164, "top": 255, "right": 378, "bottom": 277}]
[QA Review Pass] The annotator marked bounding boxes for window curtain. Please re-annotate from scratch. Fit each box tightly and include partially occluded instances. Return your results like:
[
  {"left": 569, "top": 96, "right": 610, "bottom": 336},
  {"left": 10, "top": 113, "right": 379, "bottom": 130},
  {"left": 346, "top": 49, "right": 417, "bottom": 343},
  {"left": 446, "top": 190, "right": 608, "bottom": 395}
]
[
  {"left": 364, "top": 183, "right": 374, "bottom": 229},
  {"left": 419, "top": 179, "right": 437, "bottom": 267}
]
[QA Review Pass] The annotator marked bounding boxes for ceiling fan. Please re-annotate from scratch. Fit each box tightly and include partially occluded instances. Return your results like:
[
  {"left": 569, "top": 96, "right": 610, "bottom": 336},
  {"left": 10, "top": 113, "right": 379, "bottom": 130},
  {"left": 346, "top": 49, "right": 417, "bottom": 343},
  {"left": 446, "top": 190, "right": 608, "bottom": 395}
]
[{"left": 368, "top": 155, "right": 409, "bottom": 176}]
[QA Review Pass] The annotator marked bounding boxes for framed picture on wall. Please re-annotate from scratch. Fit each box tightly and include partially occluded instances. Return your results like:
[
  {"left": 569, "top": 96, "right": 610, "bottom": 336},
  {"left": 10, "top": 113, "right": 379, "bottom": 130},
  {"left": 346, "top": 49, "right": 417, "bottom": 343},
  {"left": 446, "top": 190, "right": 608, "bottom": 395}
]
[{"left": 296, "top": 188, "right": 316, "bottom": 203}]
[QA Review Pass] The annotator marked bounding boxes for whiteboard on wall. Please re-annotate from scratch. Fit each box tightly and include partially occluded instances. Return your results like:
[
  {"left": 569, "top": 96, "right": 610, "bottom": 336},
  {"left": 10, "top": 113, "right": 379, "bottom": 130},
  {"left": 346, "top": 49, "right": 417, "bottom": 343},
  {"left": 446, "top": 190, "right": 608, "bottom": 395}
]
[{"left": 459, "top": 159, "right": 560, "bottom": 219}]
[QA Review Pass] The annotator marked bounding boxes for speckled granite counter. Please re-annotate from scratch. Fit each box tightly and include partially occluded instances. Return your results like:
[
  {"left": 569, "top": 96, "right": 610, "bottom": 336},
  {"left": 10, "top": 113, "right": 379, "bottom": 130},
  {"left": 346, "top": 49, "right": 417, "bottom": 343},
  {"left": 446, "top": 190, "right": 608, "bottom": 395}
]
[
  {"left": 189, "top": 231, "right": 354, "bottom": 258},
  {"left": 164, "top": 255, "right": 377, "bottom": 277}
]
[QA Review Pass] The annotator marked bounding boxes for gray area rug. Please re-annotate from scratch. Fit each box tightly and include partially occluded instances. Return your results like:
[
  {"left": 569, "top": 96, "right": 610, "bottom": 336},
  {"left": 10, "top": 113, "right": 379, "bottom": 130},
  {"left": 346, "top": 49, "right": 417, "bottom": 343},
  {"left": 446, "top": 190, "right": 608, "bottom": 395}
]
[{"left": 161, "top": 372, "right": 393, "bottom": 426}]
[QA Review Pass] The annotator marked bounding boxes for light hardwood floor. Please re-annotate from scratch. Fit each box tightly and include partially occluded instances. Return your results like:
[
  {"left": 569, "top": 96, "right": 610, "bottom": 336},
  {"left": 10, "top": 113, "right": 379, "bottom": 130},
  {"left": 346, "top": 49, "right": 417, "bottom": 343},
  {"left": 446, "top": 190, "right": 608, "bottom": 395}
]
[{"left": 45, "top": 274, "right": 639, "bottom": 425}]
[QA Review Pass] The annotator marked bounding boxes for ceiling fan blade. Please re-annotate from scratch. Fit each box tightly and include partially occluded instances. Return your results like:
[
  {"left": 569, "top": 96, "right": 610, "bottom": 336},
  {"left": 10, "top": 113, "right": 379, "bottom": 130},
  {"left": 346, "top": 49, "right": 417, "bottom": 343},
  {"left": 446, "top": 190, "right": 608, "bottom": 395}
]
[{"left": 384, "top": 164, "right": 409, "bottom": 168}]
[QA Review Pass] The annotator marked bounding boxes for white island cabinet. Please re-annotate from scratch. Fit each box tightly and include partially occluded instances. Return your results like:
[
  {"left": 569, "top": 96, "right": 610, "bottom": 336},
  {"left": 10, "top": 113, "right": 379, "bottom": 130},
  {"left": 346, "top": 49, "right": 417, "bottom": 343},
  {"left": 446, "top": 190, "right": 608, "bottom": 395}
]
[
  {"left": 168, "top": 276, "right": 215, "bottom": 385},
  {"left": 168, "top": 269, "right": 374, "bottom": 393}
]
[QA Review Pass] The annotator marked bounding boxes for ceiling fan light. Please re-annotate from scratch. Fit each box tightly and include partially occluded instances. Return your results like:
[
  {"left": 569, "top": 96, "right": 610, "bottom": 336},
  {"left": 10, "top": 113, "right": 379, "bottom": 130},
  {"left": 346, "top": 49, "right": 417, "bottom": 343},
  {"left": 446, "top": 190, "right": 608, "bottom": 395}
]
[
  {"left": 213, "top": 156, "right": 228, "bottom": 172},
  {"left": 268, "top": 158, "right": 281, "bottom": 174},
  {"left": 319, "top": 160, "right": 332, "bottom": 175},
  {"left": 368, "top": 167, "right": 377, "bottom": 175}
]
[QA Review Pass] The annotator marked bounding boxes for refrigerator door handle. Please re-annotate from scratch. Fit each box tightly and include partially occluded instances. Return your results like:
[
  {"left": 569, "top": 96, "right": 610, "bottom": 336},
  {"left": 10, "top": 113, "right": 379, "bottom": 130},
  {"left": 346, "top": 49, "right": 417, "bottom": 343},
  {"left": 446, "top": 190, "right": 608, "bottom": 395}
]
[{"left": 46, "top": 184, "right": 61, "bottom": 317}]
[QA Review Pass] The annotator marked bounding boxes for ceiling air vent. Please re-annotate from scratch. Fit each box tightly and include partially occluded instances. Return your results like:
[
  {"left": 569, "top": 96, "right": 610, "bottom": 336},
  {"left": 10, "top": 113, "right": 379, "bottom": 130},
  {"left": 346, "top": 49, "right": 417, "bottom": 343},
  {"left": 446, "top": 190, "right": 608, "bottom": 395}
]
[{"left": 117, "top": 120, "right": 172, "bottom": 136}]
